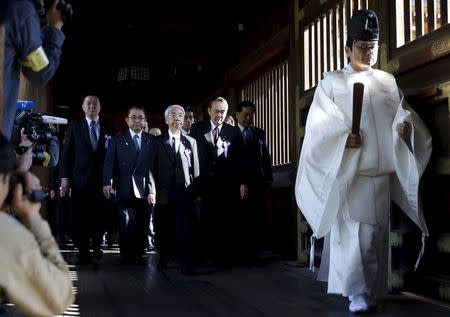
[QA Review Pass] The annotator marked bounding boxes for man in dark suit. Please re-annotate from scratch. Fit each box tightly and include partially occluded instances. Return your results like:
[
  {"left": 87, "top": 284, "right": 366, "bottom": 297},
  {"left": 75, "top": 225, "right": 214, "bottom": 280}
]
[
  {"left": 151, "top": 104, "right": 200, "bottom": 274},
  {"left": 235, "top": 100, "right": 273, "bottom": 258},
  {"left": 181, "top": 106, "right": 196, "bottom": 135},
  {"left": 103, "top": 106, "right": 155, "bottom": 264},
  {"left": 60, "top": 95, "right": 114, "bottom": 263},
  {"left": 189, "top": 97, "right": 248, "bottom": 267}
]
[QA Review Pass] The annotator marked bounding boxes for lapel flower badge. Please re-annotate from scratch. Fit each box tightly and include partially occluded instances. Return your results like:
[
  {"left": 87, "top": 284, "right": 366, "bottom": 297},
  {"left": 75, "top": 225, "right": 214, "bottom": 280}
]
[
  {"left": 104, "top": 134, "right": 112, "bottom": 149},
  {"left": 222, "top": 140, "right": 231, "bottom": 157},
  {"left": 184, "top": 148, "right": 192, "bottom": 167}
]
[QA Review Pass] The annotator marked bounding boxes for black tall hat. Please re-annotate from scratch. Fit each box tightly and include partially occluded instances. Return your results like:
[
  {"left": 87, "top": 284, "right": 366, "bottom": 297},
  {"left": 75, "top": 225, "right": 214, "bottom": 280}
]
[{"left": 346, "top": 10, "right": 379, "bottom": 47}]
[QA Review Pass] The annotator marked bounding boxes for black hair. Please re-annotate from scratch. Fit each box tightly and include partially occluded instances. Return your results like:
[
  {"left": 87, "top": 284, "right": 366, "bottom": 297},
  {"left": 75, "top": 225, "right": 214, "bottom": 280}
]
[
  {"left": 127, "top": 106, "right": 146, "bottom": 116},
  {"left": 184, "top": 106, "right": 197, "bottom": 119},
  {"left": 0, "top": 133, "right": 16, "bottom": 174},
  {"left": 237, "top": 100, "right": 256, "bottom": 113},
  {"left": 80, "top": 89, "right": 102, "bottom": 103}
]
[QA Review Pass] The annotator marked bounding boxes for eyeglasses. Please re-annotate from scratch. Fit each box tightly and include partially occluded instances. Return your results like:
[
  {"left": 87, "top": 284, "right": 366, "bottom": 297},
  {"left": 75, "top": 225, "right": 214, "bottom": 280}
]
[
  {"left": 170, "top": 113, "right": 184, "bottom": 119},
  {"left": 128, "top": 116, "right": 145, "bottom": 121},
  {"left": 353, "top": 43, "right": 378, "bottom": 51}
]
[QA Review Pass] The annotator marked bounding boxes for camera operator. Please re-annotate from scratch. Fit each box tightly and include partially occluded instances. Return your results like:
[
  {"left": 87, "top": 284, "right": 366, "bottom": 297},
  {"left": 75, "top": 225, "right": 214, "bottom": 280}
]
[
  {"left": 10, "top": 100, "right": 67, "bottom": 172},
  {"left": 0, "top": 132, "right": 74, "bottom": 317},
  {"left": 16, "top": 130, "right": 59, "bottom": 173},
  {"left": 2, "top": 0, "right": 69, "bottom": 140},
  {"left": 13, "top": 121, "right": 61, "bottom": 171}
]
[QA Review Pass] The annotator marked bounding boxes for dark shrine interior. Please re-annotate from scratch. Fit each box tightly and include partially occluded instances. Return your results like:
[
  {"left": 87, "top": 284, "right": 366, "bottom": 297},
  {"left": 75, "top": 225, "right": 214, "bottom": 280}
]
[{"left": 52, "top": 0, "right": 289, "bottom": 125}]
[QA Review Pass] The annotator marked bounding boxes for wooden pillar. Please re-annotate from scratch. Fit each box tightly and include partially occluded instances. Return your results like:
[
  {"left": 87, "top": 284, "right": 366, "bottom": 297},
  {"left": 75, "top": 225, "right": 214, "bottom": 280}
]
[{"left": 0, "top": 25, "right": 4, "bottom": 134}]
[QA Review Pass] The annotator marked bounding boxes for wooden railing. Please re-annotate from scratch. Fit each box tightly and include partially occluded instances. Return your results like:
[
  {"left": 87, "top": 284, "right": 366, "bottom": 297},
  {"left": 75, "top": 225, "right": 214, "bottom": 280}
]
[
  {"left": 240, "top": 60, "right": 290, "bottom": 166},
  {"left": 395, "top": 0, "right": 449, "bottom": 47},
  {"left": 302, "top": 0, "right": 369, "bottom": 90}
]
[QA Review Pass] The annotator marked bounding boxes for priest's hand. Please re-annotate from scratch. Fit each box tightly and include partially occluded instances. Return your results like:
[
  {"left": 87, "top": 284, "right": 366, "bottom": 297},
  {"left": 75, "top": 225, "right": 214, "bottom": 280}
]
[
  {"left": 345, "top": 133, "right": 362, "bottom": 148},
  {"left": 396, "top": 121, "right": 412, "bottom": 140}
]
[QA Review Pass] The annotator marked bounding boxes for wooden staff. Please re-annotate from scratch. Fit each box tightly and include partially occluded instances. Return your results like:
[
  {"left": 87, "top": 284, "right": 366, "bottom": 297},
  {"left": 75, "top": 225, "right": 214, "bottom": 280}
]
[{"left": 352, "top": 82, "right": 364, "bottom": 134}]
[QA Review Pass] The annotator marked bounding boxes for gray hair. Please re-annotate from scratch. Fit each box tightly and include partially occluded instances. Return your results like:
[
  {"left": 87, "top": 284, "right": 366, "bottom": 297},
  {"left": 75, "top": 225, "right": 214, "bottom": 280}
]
[
  {"left": 164, "top": 104, "right": 185, "bottom": 120},
  {"left": 208, "top": 96, "right": 228, "bottom": 109}
]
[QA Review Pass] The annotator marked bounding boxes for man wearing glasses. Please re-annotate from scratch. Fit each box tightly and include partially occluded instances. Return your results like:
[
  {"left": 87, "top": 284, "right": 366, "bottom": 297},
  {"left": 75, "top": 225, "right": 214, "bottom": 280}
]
[
  {"left": 189, "top": 97, "right": 248, "bottom": 268},
  {"left": 295, "top": 10, "right": 431, "bottom": 313},
  {"left": 103, "top": 106, "right": 155, "bottom": 264}
]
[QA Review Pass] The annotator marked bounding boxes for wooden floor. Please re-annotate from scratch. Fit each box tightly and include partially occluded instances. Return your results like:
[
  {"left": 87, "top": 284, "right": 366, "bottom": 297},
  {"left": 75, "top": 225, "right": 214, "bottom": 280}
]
[{"left": 3, "top": 247, "right": 450, "bottom": 317}]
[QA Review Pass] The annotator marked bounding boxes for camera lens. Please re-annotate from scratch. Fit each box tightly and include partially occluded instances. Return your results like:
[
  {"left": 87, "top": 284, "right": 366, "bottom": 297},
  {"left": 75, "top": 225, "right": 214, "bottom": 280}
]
[{"left": 5, "top": 173, "right": 48, "bottom": 203}]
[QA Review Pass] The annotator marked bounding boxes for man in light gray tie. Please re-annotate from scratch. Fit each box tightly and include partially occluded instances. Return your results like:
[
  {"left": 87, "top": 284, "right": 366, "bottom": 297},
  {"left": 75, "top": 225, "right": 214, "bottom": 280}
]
[{"left": 150, "top": 104, "right": 200, "bottom": 274}]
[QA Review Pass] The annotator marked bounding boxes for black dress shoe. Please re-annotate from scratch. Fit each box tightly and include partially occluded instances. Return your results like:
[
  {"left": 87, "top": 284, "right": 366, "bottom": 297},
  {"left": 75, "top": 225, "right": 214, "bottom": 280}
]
[
  {"left": 93, "top": 248, "right": 103, "bottom": 260},
  {"left": 76, "top": 253, "right": 92, "bottom": 265}
]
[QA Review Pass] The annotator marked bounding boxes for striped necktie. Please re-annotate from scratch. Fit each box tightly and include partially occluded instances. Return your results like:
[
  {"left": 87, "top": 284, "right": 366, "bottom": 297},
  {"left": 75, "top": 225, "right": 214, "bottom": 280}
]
[
  {"left": 133, "top": 134, "right": 140, "bottom": 151},
  {"left": 213, "top": 127, "right": 219, "bottom": 145},
  {"left": 89, "top": 120, "right": 98, "bottom": 149},
  {"left": 243, "top": 127, "right": 251, "bottom": 147}
]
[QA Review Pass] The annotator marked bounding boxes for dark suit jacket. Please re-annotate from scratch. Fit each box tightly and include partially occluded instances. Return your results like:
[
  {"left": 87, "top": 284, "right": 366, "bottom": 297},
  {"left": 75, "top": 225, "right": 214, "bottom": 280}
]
[
  {"left": 151, "top": 132, "right": 200, "bottom": 205},
  {"left": 103, "top": 131, "right": 155, "bottom": 201},
  {"left": 189, "top": 121, "right": 247, "bottom": 197},
  {"left": 60, "top": 117, "right": 114, "bottom": 191},
  {"left": 235, "top": 125, "right": 273, "bottom": 185}
]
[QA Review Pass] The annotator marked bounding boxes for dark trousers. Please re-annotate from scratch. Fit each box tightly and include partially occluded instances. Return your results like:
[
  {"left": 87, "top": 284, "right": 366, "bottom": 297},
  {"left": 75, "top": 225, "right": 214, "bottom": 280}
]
[
  {"left": 200, "top": 178, "right": 238, "bottom": 266},
  {"left": 154, "top": 185, "right": 194, "bottom": 271},
  {"left": 104, "top": 195, "right": 119, "bottom": 246},
  {"left": 71, "top": 187, "right": 105, "bottom": 256},
  {"left": 117, "top": 198, "right": 150, "bottom": 262},
  {"left": 55, "top": 194, "right": 72, "bottom": 245}
]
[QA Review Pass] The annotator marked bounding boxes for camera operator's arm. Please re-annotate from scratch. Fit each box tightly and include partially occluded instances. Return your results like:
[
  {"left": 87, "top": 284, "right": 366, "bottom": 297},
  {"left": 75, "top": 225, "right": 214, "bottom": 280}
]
[
  {"left": 45, "top": 135, "right": 59, "bottom": 167},
  {"left": 15, "top": 128, "right": 33, "bottom": 171},
  {"left": 15, "top": 146, "right": 33, "bottom": 172},
  {"left": 19, "top": 0, "right": 65, "bottom": 85},
  {"left": 2, "top": 172, "right": 74, "bottom": 316}
]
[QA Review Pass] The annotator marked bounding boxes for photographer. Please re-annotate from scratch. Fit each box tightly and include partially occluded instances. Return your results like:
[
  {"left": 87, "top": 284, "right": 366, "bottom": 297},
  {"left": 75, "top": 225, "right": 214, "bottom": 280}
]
[
  {"left": 0, "top": 132, "right": 74, "bottom": 317},
  {"left": 2, "top": 0, "right": 69, "bottom": 140}
]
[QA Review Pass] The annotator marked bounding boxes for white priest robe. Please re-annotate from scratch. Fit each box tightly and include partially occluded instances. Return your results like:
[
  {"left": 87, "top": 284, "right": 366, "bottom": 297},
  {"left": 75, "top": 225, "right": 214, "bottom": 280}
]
[{"left": 295, "top": 64, "right": 432, "bottom": 298}]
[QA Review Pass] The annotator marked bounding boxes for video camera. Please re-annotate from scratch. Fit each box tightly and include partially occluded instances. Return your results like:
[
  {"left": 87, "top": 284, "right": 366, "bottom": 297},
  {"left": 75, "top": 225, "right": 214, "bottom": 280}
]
[
  {"left": 5, "top": 172, "right": 49, "bottom": 203},
  {"left": 34, "top": 0, "right": 73, "bottom": 24},
  {"left": 15, "top": 101, "right": 68, "bottom": 166}
]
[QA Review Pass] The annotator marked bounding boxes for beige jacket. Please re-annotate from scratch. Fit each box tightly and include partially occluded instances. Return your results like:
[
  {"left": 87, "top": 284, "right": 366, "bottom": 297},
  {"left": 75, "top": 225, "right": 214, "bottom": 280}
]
[{"left": 0, "top": 212, "right": 74, "bottom": 317}]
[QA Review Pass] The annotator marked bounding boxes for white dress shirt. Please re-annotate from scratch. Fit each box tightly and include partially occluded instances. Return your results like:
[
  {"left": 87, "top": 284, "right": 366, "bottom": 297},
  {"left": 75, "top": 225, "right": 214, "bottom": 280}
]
[{"left": 168, "top": 130, "right": 181, "bottom": 153}]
